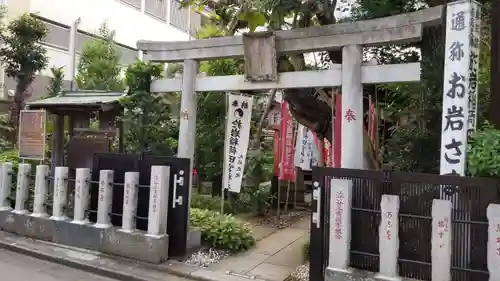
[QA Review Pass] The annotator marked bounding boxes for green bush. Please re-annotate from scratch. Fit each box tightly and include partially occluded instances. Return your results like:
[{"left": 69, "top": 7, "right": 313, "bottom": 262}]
[
  {"left": 191, "top": 193, "right": 231, "bottom": 213},
  {"left": 190, "top": 208, "right": 255, "bottom": 252},
  {"left": 0, "top": 149, "right": 20, "bottom": 194},
  {"left": 468, "top": 121, "right": 500, "bottom": 177},
  {"left": 302, "top": 241, "right": 310, "bottom": 261},
  {"left": 234, "top": 182, "right": 273, "bottom": 215}
]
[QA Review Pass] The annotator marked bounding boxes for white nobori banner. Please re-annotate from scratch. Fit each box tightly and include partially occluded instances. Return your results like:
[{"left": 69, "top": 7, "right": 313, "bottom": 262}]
[
  {"left": 222, "top": 94, "right": 253, "bottom": 193},
  {"left": 294, "top": 125, "right": 313, "bottom": 171}
]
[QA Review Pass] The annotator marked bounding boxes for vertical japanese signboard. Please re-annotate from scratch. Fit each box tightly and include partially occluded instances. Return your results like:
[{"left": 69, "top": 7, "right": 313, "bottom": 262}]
[
  {"left": 294, "top": 124, "right": 313, "bottom": 171},
  {"left": 18, "top": 110, "right": 46, "bottom": 161},
  {"left": 439, "top": 0, "right": 481, "bottom": 176},
  {"left": 279, "top": 102, "right": 295, "bottom": 180},
  {"left": 222, "top": 94, "right": 253, "bottom": 193}
]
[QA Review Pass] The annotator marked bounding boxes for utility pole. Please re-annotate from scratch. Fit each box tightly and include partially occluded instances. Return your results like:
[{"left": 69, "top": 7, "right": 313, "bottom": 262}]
[{"left": 489, "top": 0, "right": 500, "bottom": 127}]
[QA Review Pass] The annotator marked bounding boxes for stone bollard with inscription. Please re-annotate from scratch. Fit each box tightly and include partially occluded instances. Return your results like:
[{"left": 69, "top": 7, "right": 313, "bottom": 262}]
[
  {"left": 13, "top": 163, "right": 30, "bottom": 214},
  {"left": 72, "top": 168, "right": 91, "bottom": 224},
  {"left": 147, "top": 166, "right": 170, "bottom": 236},
  {"left": 0, "top": 162, "right": 12, "bottom": 211},
  {"left": 121, "top": 172, "right": 139, "bottom": 233},
  {"left": 431, "top": 199, "right": 452, "bottom": 281},
  {"left": 487, "top": 203, "right": 500, "bottom": 280},
  {"left": 51, "top": 166, "right": 69, "bottom": 220},
  {"left": 95, "top": 170, "right": 114, "bottom": 228},
  {"left": 377, "top": 194, "right": 400, "bottom": 279},
  {"left": 328, "top": 178, "right": 352, "bottom": 271},
  {"left": 31, "top": 165, "right": 49, "bottom": 217}
]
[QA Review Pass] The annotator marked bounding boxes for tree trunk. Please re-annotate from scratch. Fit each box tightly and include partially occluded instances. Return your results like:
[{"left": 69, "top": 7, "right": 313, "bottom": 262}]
[{"left": 9, "top": 78, "right": 30, "bottom": 145}]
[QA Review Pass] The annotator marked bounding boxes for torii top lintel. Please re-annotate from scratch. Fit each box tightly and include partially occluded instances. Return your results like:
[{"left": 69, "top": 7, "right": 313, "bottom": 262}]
[{"left": 137, "top": 5, "right": 443, "bottom": 63}]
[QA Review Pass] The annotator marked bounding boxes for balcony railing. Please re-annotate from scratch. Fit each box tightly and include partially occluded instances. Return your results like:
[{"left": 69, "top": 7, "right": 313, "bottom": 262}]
[
  {"left": 117, "top": 0, "right": 142, "bottom": 10},
  {"left": 145, "top": 0, "right": 168, "bottom": 21},
  {"left": 170, "top": 0, "right": 201, "bottom": 35}
]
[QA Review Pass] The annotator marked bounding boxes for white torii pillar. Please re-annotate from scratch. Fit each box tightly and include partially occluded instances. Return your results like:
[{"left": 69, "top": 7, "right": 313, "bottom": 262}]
[{"left": 341, "top": 45, "right": 364, "bottom": 169}]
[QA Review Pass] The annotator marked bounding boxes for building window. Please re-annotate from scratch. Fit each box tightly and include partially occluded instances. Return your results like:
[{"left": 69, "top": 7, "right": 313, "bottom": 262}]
[
  {"left": 41, "top": 21, "right": 71, "bottom": 50},
  {"left": 145, "top": 0, "right": 168, "bottom": 21},
  {"left": 117, "top": 0, "right": 142, "bottom": 10},
  {"left": 76, "top": 32, "right": 138, "bottom": 66}
]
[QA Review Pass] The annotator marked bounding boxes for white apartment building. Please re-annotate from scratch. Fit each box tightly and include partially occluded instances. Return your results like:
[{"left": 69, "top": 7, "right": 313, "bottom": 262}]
[{"left": 1, "top": 0, "right": 205, "bottom": 101}]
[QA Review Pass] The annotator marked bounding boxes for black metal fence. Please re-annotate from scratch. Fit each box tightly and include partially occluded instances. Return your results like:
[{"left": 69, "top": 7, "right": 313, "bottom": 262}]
[{"left": 309, "top": 167, "right": 500, "bottom": 281}]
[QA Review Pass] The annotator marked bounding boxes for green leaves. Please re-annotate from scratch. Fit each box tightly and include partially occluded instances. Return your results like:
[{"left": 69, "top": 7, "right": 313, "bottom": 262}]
[
  {"left": 121, "top": 60, "right": 178, "bottom": 155},
  {"left": 238, "top": 10, "right": 266, "bottom": 32},
  {"left": 190, "top": 208, "right": 255, "bottom": 252},
  {"left": 75, "top": 22, "right": 124, "bottom": 91},
  {"left": 468, "top": 122, "right": 500, "bottom": 177}
]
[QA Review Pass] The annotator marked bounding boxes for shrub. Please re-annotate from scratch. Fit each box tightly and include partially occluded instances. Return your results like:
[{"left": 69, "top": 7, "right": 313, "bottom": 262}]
[
  {"left": 191, "top": 193, "right": 231, "bottom": 213},
  {"left": 468, "top": 121, "right": 500, "bottom": 177},
  {"left": 234, "top": 182, "right": 273, "bottom": 214},
  {"left": 0, "top": 149, "right": 20, "bottom": 193},
  {"left": 190, "top": 208, "right": 255, "bottom": 252}
]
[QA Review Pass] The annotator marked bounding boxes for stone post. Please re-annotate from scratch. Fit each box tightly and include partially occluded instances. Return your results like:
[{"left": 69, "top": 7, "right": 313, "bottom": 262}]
[
  {"left": 341, "top": 44, "right": 363, "bottom": 169},
  {"left": 95, "top": 170, "right": 114, "bottom": 228},
  {"left": 13, "top": 163, "right": 30, "bottom": 214},
  {"left": 121, "top": 172, "right": 139, "bottom": 232},
  {"left": 72, "top": 168, "right": 91, "bottom": 224},
  {"left": 0, "top": 162, "right": 12, "bottom": 211},
  {"left": 147, "top": 166, "right": 170, "bottom": 236},
  {"left": 51, "top": 166, "right": 69, "bottom": 220},
  {"left": 487, "top": 203, "right": 500, "bottom": 280},
  {"left": 328, "top": 178, "right": 352, "bottom": 271},
  {"left": 31, "top": 165, "right": 49, "bottom": 217},
  {"left": 431, "top": 199, "right": 452, "bottom": 281},
  {"left": 377, "top": 194, "right": 400, "bottom": 279}
]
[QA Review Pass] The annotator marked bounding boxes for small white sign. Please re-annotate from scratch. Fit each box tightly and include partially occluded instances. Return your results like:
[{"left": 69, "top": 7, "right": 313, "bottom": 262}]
[
  {"left": 222, "top": 94, "right": 253, "bottom": 193},
  {"left": 294, "top": 125, "right": 313, "bottom": 171}
]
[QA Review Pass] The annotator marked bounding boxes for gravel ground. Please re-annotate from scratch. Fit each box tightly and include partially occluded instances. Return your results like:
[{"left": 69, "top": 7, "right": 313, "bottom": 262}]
[
  {"left": 290, "top": 262, "right": 309, "bottom": 281},
  {"left": 185, "top": 248, "right": 230, "bottom": 267},
  {"left": 255, "top": 211, "right": 308, "bottom": 229}
]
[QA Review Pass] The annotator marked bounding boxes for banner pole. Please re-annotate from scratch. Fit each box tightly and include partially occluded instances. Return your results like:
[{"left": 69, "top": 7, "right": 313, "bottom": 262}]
[{"left": 221, "top": 92, "right": 229, "bottom": 214}]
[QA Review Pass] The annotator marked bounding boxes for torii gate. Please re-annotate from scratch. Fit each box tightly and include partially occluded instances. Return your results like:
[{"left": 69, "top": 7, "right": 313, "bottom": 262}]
[{"left": 137, "top": 6, "right": 442, "bottom": 182}]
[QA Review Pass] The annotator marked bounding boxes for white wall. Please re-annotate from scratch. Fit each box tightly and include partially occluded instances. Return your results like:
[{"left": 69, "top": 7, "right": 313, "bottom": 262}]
[{"left": 29, "top": 0, "right": 189, "bottom": 48}]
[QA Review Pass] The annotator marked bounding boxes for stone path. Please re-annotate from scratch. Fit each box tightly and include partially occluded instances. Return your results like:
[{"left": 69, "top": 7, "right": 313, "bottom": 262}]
[{"left": 210, "top": 217, "right": 310, "bottom": 281}]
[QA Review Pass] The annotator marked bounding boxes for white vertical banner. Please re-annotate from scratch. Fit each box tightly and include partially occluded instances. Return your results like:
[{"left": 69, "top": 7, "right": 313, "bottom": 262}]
[
  {"left": 310, "top": 131, "right": 320, "bottom": 167},
  {"left": 294, "top": 125, "right": 312, "bottom": 171},
  {"left": 466, "top": 2, "right": 481, "bottom": 138},
  {"left": 440, "top": 0, "right": 479, "bottom": 177},
  {"left": 222, "top": 94, "right": 253, "bottom": 193}
]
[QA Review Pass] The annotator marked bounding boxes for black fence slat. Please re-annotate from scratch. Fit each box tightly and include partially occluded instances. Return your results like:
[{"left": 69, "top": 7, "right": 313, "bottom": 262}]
[{"left": 310, "top": 168, "right": 499, "bottom": 281}]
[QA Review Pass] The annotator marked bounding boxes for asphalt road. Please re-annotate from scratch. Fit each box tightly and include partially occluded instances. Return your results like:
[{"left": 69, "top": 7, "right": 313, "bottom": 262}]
[{"left": 0, "top": 249, "right": 117, "bottom": 281}]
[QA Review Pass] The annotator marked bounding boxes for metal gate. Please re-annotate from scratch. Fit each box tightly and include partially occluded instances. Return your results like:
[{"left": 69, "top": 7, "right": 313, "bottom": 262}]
[
  {"left": 91, "top": 152, "right": 191, "bottom": 258},
  {"left": 309, "top": 167, "right": 500, "bottom": 281}
]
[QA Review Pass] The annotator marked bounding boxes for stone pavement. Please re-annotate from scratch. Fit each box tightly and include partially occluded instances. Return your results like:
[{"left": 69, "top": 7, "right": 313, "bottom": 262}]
[
  {"left": 209, "top": 217, "right": 310, "bottom": 281},
  {"left": 0, "top": 249, "right": 116, "bottom": 281}
]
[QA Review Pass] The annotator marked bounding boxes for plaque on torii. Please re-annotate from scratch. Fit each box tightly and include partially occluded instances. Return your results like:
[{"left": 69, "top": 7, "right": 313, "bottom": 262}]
[{"left": 242, "top": 31, "right": 278, "bottom": 82}]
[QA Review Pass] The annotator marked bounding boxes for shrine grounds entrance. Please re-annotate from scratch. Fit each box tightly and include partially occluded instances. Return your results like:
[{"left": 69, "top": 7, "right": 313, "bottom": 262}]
[{"left": 310, "top": 167, "right": 500, "bottom": 281}]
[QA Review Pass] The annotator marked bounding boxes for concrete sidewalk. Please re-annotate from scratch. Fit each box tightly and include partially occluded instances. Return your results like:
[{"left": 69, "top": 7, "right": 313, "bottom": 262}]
[
  {"left": 210, "top": 217, "right": 310, "bottom": 281},
  {"left": 0, "top": 217, "right": 311, "bottom": 281}
]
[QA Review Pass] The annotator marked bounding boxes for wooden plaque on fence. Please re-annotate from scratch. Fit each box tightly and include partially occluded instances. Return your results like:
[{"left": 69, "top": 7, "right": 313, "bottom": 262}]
[
  {"left": 242, "top": 31, "right": 278, "bottom": 82},
  {"left": 18, "top": 110, "right": 46, "bottom": 161}
]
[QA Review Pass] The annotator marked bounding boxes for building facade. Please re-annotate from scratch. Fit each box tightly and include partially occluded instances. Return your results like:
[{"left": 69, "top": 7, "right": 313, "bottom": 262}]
[{"left": 0, "top": 0, "right": 203, "bottom": 102}]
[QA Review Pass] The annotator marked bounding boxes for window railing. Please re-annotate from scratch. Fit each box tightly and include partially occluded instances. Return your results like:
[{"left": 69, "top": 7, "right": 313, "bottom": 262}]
[
  {"left": 117, "top": 0, "right": 142, "bottom": 10},
  {"left": 145, "top": 0, "right": 168, "bottom": 21}
]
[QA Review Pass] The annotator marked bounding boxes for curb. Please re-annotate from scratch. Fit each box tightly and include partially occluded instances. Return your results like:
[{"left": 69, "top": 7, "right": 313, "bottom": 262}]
[
  {"left": 0, "top": 240, "right": 151, "bottom": 281},
  {"left": 0, "top": 240, "right": 207, "bottom": 281}
]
